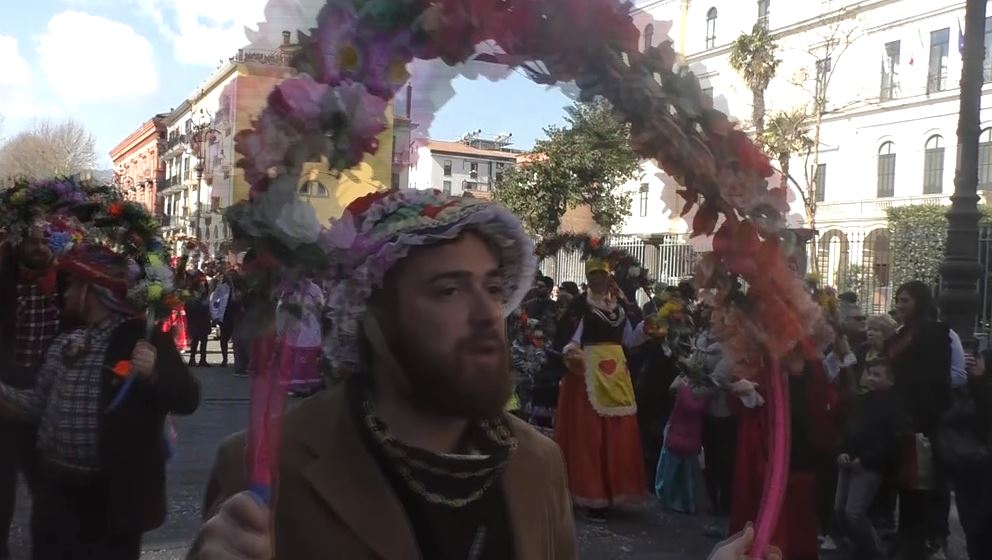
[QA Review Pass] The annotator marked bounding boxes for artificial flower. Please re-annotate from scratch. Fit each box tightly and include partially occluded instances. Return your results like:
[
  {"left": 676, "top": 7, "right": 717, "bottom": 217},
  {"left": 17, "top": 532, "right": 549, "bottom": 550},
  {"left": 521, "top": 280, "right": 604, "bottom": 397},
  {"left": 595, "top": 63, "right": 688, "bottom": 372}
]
[
  {"left": 112, "top": 360, "right": 132, "bottom": 378},
  {"left": 268, "top": 74, "right": 331, "bottom": 128},
  {"left": 310, "top": 3, "right": 360, "bottom": 84},
  {"left": 147, "top": 284, "right": 164, "bottom": 301},
  {"left": 108, "top": 202, "right": 125, "bottom": 217}
]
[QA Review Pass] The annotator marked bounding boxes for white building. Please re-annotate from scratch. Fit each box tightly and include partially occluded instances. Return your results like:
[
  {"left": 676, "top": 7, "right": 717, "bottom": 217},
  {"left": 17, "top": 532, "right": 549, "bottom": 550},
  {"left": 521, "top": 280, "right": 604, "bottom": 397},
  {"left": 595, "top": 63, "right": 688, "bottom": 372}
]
[
  {"left": 624, "top": 0, "right": 991, "bottom": 295},
  {"left": 407, "top": 138, "right": 519, "bottom": 197}
]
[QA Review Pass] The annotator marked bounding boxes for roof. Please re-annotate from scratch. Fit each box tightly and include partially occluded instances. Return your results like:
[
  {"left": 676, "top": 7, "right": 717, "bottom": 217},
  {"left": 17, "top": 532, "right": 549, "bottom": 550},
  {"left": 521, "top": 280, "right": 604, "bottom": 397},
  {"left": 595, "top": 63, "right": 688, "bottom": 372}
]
[{"left": 427, "top": 140, "right": 518, "bottom": 161}]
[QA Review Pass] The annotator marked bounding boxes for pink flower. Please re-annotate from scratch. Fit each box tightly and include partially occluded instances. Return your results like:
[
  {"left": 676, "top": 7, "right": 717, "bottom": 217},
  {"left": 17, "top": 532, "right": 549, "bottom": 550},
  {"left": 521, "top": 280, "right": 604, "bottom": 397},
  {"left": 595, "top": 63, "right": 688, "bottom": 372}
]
[
  {"left": 356, "top": 32, "right": 413, "bottom": 99},
  {"left": 235, "top": 110, "right": 298, "bottom": 185},
  {"left": 268, "top": 75, "right": 331, "bottom": 128}
]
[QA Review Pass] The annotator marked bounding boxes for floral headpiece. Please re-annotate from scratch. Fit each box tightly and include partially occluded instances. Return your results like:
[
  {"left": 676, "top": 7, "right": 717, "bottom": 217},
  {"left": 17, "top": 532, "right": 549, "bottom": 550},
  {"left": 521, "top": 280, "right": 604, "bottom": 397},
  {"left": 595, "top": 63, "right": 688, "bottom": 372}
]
[
  {"left": 0, "top": 177, "right": 115, "bottom": 246},
  {"left": 319, "top": 189, "right": 536, "bottom": 369}
]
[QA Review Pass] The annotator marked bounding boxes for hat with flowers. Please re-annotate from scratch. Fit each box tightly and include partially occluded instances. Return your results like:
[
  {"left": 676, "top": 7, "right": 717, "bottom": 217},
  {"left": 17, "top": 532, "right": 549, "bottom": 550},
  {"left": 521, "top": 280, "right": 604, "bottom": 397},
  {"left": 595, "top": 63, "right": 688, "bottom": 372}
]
[{"left": 319, "top": 188, "right": 536, "bottom": 369}]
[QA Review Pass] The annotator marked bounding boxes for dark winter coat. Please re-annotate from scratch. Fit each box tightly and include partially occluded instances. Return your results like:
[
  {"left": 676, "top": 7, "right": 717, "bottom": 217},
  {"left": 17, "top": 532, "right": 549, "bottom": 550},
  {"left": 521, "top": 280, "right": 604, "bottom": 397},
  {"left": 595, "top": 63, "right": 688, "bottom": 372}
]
[
  {"left": 839, "top": 388, "right": 910, "bottom": 475},
  {"left": 101, "top": 318, "right": 200, "bottom": 532}
]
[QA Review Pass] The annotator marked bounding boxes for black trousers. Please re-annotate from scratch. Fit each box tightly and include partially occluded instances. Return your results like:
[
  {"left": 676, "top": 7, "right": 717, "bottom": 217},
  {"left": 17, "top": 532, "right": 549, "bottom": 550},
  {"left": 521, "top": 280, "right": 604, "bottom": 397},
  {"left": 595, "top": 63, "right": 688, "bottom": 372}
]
[
  {"left": 0, "top": 422, "right": 39, "bottom": 559},
  {"left": 31, "top": 468, "right": 141, "bottom": 560},
  {"left": 189, "top": 335, "right": 208, "bottom": 363},
  {"left": 702, "top": 415, "right": 737, "bottom": 516},
  {"left": 954, "top": 468, "right": 992, "bottom": 560},
  {"left": 219, "top": 321, "right": 234, "bottom": 363}
]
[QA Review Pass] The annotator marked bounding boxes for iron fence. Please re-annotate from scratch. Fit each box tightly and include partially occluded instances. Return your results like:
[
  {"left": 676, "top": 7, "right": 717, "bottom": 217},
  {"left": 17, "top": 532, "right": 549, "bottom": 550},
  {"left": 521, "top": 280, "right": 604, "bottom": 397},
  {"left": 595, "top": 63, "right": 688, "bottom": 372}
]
[
  {"left": 539, "top": 226, "right": 992, "bottom": 332},
  {"left": 811, "top": 226, "right": 992, "bottom": 332},
  {"left": 542, "top": 233, "right": 697, "bottom": 303}
]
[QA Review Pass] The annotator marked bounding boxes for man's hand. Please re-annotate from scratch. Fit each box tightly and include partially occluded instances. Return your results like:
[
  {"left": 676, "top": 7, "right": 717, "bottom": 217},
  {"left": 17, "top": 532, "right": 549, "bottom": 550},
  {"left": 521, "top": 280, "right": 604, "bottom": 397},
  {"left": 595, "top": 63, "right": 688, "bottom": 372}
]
[
  {"left": 835, "top": 334, "right": 851, "bottom": 358},
  {"left": 131, "top": 340, "right": 158, "bottom": 380},
  {"left": 708, "top": 525, "right": 782, "bottom": 560},
  {"left": 193, "top": 492, "right": 272, "bottom": 560},
  {"left": 837, "top": 453, "right": 851, "bottom": 467}
]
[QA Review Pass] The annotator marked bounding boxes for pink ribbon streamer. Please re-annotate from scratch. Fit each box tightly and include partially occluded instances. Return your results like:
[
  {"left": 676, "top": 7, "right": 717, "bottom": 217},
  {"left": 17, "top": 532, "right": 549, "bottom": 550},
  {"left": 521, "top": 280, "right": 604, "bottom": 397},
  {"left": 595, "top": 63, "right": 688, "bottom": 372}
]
[
  {"left": 751, "top": 357, "right": 791, "bottom": 560},
  {"left": 247, "top": 333, "right": 285, "bottom": 504}
]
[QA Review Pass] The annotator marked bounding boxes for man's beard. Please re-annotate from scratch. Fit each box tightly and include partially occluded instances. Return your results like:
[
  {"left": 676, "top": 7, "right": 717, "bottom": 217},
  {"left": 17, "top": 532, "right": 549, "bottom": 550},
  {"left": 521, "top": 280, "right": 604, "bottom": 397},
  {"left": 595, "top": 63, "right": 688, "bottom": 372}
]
[{"left": 389, "top": 330, "right": 512, "bottom": 421}]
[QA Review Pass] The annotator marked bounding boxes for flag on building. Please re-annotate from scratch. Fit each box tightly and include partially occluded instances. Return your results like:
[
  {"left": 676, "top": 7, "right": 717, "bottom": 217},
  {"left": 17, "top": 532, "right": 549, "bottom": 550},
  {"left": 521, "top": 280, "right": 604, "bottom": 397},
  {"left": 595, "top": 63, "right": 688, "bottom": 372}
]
[{"left": 959, "top": 18, "right": 966, "bottom": 55}]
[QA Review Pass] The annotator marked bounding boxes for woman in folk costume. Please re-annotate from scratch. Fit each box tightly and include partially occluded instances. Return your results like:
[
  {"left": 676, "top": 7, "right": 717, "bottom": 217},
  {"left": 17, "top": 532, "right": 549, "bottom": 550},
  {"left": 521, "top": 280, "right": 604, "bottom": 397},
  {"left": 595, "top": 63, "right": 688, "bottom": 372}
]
[
  {"left": 276, "top": 277, "right": 325, "bottom": 398},
  {"left": 554, "top": 257, "right": 651, "bottom": 517},
  {"left": 728, "top": 356, "right": 830, "bottom": 560}
]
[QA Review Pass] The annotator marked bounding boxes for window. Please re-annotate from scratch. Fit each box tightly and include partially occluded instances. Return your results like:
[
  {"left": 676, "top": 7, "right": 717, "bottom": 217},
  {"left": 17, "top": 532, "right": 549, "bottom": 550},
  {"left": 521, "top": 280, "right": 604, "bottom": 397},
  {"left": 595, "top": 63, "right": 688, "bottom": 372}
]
[
  {"left": 705, "top": 8, "right": 718, "bottom": 49},
  {"left": 928, "top": 28, "right": 950, "bottom": 93},
  {"left": 979, "top": 128, "right": 992, "bottom": 189},
  {"left": 299, "top": 180, "right": 329, "bottom": 197},
  {"left": 984, "top": 17, "right": 992, "bottom": 82},
  {"left": 495, "top": 162, "right": 505, "bottom": 182},
  {"left": 391, "top": 172, "right": 400, "bottom": 189},
  {"left": 644, "top": 24, "right": 654, "bottom": 50},
  {"left": 815, "top": 57, "right": 831, "bottom": 109},
  {"left": 814, "top": 164, "right": 827, "bottom": 203},
  {"left": 442, "top": 180, "right": 452, "bottom": 195},
  {"left": 470, "top": 162, "right": 478, "bottom": 178},
  {"left": 923, "top": 135, "right": 945, "bottom": 194},
  {"left": 639, "top": 184, "right": 650, "bottom": 217},
  {"left": 881, "top": 41, "right": 900, "bottom": 101},
  {"left": 877, "top": 142, "right": 896, "bottom": 198},
  {"left": 757, "top": 0, "right": 770, "bottom": 27},
  {"left": 443, "top": 160, "right": 452, "bottom": 176}
]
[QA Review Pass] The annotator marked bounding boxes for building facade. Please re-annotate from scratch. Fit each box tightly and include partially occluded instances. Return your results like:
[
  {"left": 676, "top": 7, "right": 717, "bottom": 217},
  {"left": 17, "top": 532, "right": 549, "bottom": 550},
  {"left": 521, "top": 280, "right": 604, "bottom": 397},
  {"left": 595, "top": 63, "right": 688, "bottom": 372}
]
[
  {"left": 626, "top": 0, "right": 991, "bottom": 293},
  {"left": 137, "top": 31, "right": 398, "bottom": 260},
  {"left": 109, "top": 115, "right": 167, "bottom": 214},
  {"left": 407, "top": 138, "right": 519, "bottom": 197}
]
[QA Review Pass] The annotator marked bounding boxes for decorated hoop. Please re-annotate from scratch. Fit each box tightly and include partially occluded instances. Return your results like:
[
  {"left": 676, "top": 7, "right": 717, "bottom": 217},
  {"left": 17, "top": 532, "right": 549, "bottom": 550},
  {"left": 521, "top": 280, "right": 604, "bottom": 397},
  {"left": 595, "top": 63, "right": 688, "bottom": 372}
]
[{"left": 233, "top": 2, "right": 831, "bottom": 553}]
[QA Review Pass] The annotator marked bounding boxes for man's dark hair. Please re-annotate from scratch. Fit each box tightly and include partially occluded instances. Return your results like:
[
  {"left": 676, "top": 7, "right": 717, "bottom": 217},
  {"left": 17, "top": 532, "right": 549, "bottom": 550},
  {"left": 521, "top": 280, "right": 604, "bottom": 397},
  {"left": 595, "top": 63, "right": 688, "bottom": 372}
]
[
  {"left": 560, "top": 281, "right": 580, "bottom": 298},
  {"left": 838, "top": 292, "right": 859, "bottom": 305}
]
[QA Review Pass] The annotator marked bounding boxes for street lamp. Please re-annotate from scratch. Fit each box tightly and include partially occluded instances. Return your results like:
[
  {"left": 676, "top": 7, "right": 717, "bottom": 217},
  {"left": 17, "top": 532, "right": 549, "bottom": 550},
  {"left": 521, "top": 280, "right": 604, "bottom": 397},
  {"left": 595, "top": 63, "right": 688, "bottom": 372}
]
[
  {"left": 190, "top": 109, "right": 220, "bottom": 243},
  {"left": 939, "top": 0, "right": 987, "bottom": 349}
]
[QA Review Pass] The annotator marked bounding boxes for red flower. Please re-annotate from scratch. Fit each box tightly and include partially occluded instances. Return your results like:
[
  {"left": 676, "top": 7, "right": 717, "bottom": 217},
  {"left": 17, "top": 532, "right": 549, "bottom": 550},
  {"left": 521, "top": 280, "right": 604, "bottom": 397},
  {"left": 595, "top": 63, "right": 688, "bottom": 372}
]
[
  {"left": 108, "top": 202, "right": 124, "bottom": 218},
  {"left": 345, "top": 190, "right": 392, "bottom": 219},
  {"left": 112, "top": 360, "right": 132, "bottom": 378}
]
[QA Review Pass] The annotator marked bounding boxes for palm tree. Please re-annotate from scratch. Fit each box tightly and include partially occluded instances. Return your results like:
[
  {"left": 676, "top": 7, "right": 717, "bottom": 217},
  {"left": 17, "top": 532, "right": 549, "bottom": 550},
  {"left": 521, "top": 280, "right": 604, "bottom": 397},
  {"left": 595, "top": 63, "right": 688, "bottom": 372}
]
[
  {"left": 729, "top": 23, "right": 781, "bottom": 137},
  {"left": 761, "top": 108, "right": 813, "bottom": 195}
]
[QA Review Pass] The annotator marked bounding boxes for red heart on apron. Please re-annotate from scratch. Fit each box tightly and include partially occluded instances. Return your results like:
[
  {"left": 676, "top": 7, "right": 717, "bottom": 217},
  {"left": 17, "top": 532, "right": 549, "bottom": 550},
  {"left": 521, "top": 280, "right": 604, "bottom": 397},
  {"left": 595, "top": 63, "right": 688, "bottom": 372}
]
[{"left": 598, "top": 359, "right": 617, "bottom": 376}]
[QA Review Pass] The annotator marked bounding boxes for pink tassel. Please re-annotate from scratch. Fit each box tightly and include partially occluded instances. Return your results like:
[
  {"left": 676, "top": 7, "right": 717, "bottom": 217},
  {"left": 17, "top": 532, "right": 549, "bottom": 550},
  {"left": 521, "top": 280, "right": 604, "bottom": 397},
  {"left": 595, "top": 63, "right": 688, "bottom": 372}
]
[
  {"left": 751, "top": 357, "right": 791, "bottom": 559},
  {"left": 246, "top": 333, "right": 285, "bottom": 504}
]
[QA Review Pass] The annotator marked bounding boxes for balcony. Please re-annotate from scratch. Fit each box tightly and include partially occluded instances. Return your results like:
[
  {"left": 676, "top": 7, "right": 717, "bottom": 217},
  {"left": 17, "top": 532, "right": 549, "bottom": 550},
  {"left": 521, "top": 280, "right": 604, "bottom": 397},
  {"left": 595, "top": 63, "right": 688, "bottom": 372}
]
[
  {"left": 817, "top": 194, "right": 953, "bottom": 224},
  {"left": 232, "top": 48, "right": 294, "bottom": 67}
]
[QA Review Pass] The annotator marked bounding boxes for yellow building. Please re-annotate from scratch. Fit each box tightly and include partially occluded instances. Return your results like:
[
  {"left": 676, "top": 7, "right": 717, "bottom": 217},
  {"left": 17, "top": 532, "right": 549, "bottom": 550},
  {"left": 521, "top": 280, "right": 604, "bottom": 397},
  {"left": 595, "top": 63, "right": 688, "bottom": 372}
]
[{"left": 155, "top": 33, "right": 396, "bottom": 259}]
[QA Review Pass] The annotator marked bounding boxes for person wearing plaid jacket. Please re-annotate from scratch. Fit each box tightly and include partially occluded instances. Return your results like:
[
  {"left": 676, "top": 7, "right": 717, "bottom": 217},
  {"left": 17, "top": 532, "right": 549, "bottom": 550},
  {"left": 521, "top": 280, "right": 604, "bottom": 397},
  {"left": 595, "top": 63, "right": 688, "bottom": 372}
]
[
  {"left": 0, "top": 228, "right": 61, "bottom": 560},
  {"left": 0, "top": 244, "right": 200, "bottom": 560}
]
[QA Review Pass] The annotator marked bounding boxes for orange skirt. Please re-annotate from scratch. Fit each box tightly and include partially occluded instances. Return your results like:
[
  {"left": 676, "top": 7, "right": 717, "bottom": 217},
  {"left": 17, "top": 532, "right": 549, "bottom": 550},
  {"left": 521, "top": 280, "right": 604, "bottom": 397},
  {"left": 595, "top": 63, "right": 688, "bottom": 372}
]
[{"left": 554, "top": 373, "right": 647, "bottom": 508}]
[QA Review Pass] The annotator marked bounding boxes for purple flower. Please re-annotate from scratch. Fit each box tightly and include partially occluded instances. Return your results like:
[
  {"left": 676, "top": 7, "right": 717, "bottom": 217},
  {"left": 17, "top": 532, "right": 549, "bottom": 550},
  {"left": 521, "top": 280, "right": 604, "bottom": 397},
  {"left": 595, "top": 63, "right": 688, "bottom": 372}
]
[
  {"left": 268, "top": 74, "right": 331, "bottom": 128},
  {"left": 325, "top": 82, "right": 388, "bottom": 165},
  {"left": 355, "top": 31, "right": 413, "bottom": 99},
  {"left": 311, "top": 3, "right": 359, "bottom": 85}
]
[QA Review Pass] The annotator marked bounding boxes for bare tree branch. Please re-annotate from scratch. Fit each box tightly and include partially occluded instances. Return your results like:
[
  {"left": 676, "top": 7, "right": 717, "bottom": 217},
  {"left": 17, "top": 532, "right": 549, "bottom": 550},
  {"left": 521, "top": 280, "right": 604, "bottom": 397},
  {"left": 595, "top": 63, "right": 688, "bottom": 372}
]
[{"left": 0, "top": 118, "right": 98, "bottom": 182}]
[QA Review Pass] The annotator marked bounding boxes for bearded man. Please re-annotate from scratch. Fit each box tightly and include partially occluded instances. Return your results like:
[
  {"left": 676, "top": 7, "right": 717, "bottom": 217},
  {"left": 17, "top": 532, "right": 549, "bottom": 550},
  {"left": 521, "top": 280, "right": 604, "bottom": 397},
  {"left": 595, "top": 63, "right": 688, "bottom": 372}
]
[{"left": 189, "top": 191, "right": 770, "bottom": 560}]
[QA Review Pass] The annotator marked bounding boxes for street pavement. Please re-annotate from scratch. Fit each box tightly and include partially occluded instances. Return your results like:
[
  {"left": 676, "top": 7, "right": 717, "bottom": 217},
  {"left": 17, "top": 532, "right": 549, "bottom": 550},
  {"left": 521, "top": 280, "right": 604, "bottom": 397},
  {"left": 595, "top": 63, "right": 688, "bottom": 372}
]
[{"left": 6, "top": 338, "right": 970, "bottom": 559}]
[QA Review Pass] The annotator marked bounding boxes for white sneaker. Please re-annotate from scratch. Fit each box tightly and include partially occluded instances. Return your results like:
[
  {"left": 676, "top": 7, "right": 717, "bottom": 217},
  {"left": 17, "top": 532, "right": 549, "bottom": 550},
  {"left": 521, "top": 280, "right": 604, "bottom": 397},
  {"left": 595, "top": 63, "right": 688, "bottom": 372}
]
[{"left": 819, "top": 536, "right": 839, "bottom": 551}]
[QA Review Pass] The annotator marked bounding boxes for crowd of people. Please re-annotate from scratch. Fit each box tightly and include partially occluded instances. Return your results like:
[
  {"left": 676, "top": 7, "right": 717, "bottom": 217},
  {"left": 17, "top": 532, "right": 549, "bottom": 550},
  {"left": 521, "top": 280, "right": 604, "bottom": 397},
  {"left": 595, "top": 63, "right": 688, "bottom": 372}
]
[
  {"left": 508, "top": 263, "right": 992, "bottom": 560},
  {"left": 0, "top": 187, "right": 990, "bottom": 560}
]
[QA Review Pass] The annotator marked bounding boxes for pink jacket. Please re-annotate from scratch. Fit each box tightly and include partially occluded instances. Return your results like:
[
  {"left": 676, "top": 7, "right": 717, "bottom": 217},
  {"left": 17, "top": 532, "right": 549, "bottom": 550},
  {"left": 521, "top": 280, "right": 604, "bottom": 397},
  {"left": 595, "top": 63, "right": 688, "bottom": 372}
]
[{"left": 665, "top": 383, "right": 711, "bottom": 456}]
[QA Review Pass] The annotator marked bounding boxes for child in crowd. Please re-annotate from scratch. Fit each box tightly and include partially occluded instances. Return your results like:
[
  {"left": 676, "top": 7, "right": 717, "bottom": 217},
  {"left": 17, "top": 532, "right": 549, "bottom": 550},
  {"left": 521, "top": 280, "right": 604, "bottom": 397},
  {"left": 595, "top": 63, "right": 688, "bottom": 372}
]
[
  {"left": 834, "top": 359, "right": 908, "bottom": 560},
  {"left": 655, "top": 374, "right": 712, "bottom": 513}
]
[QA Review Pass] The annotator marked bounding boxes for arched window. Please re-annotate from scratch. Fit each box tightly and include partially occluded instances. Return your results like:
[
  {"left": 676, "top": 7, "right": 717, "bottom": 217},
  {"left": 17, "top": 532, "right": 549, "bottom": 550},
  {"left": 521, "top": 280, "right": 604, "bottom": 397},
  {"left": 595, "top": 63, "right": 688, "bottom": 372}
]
[
  {"left": 706, "top": 8, "right": 718, "bottom": 49},
  {"left": 643, "top": 24, "right": 654, "bottom": 51},
  {"left": 980, "top": 128, "right": 992, "bottom": 189},
  {"left": 299, "top": 180, "right": 330, "bottom": 198},
  {"left": 877, "top": 141, "right": 896, "bottom": 198},
  {"left": 923, "top": 134, "right": 945, "bottom": 194}
]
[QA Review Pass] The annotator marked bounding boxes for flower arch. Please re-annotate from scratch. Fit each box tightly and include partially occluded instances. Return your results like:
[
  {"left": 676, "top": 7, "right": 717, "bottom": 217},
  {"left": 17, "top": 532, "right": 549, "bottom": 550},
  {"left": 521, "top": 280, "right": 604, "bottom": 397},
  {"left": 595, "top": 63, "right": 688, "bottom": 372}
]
[{"left": 230, "top": 1, "right": 831, "bottom": 553}]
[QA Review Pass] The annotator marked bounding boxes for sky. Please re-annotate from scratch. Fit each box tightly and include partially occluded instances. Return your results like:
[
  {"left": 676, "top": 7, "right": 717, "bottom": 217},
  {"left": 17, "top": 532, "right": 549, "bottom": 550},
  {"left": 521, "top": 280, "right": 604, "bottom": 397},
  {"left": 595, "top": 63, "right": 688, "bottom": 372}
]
[{"left": 0, "top": 0, "right": 574, "bottom": 168}]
